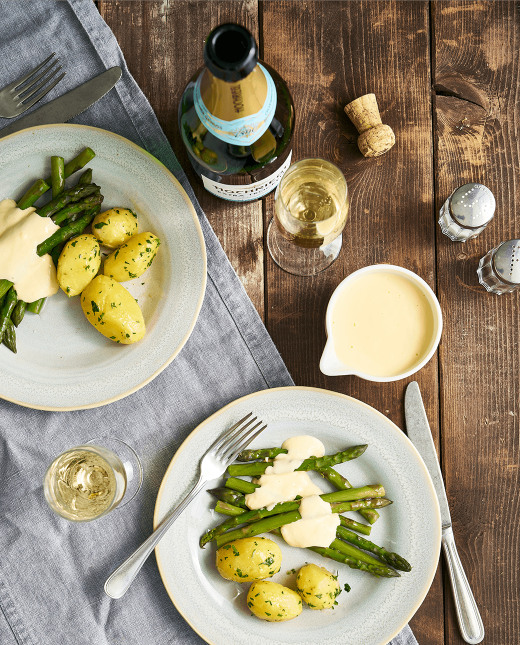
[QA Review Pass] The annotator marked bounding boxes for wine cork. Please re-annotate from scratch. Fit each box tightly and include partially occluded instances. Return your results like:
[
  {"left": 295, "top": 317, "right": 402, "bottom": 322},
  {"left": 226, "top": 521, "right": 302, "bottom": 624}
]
[{"left": 344, "top": 94, "right": 395, "bottom": 158}]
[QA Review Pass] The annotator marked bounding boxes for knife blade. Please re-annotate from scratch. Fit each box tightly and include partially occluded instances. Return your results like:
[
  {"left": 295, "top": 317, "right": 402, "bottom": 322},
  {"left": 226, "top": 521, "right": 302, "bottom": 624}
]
[
  {"left": 405, "top": 380, "right": 451, "bottom": 528},
  {"left": 0, "top": 67, "right": 122, "bottom": 138},
  {"left": 405, "top": 381, "right": 484, "bottom": 645}
]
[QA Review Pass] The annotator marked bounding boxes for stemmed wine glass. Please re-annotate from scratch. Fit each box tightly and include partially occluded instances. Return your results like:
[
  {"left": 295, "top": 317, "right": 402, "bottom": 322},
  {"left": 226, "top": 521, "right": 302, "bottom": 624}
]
[{"left": 267, "top": 158, "right": 349, "bottom": 276}]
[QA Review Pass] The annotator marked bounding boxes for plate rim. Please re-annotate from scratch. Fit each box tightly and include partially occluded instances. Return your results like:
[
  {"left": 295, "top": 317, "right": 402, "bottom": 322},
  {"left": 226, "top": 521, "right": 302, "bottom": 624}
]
[
  {"left": 153, "top": 385, "right": 442, "bottom": 645},
  {"left": 0, "top": 123, "right": 207, "bottom": 411}
]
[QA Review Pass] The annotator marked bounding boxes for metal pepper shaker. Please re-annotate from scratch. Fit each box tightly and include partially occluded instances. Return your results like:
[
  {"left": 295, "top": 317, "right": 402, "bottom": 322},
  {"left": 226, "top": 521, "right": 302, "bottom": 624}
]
[
  {"left": 439, "top": 183, "right": 495, "bottom": 242},
  {"left": 477, "top": 239, "right": 520, "bottom": 294}
]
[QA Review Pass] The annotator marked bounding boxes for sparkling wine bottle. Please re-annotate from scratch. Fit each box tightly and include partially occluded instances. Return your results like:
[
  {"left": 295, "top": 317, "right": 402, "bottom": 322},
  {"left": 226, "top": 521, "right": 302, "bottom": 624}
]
[{"left": 179, "top": 23, "right": 295, "bottom": 202}]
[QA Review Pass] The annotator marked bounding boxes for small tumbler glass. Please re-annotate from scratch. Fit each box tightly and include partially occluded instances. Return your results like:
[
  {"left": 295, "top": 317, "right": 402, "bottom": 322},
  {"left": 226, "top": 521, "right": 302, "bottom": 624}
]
[{"left": 44, "top": 437, "right": 142, "bottom": 522}]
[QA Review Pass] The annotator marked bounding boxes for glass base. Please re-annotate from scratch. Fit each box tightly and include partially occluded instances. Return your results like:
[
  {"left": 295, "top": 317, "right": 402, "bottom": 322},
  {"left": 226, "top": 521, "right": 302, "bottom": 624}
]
[
  {"left": 87, "top": 437, "right": 143, "bottom": 508},
  {"left": 267, "top": 218, "right": 342, "bottom": 276}
]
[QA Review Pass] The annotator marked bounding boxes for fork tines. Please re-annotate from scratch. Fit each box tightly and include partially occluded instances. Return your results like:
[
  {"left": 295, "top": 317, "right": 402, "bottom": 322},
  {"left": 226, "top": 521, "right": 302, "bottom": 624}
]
[{"left": 1, "top": 52, "right": 66, "bottom": 118}]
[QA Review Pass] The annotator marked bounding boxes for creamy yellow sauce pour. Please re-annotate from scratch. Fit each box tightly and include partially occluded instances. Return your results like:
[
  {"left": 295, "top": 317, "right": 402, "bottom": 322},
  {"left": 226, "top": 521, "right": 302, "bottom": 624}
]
[
  {"left": 0, "top": 199, "right": 60, "bottom": 302},
  {"left": 331, "top": 272, "right": 435, "bottom": 377},
  {"left": 245, "top": 435, "right": 340, "bottom": 548},
  {"left": 281, "top": 494, "right": 340, "bottom": 548}
]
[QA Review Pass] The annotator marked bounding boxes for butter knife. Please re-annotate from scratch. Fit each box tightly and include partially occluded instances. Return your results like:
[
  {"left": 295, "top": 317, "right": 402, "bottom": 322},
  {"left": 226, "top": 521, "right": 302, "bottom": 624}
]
[
  {"left": 405, "top": 381, "right": 484, "bottom": 644},
  {"left": 0, "top": 66, "right": 122, "bottom": 138}
]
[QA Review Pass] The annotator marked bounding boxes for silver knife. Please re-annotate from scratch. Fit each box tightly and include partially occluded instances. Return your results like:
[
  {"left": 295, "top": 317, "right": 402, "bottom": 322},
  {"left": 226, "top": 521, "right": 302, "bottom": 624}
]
[
  {"left": 0, "top": 67, "right": 122, "bottom": 138},
  {"left": 405, "top": 381, "right": 484, "bottom": 644}
]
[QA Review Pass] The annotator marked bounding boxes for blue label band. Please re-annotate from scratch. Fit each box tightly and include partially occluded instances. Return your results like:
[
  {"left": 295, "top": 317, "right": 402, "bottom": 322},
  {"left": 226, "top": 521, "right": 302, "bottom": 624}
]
[{"left": 194, "top": 65, "right": 277, "bottom": 145}]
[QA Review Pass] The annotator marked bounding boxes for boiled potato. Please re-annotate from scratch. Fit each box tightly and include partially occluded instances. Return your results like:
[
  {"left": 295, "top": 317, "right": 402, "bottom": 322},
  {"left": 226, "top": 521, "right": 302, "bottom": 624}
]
[
  {"left": 247, "top": 581, "right": 302, "bottom": 622},
  {"left": 103, "top": 232, "right": 160, "bottom": 282},
  {"left": 81, "top": 275, "right": 145, "bottom": 344},
  {"left": 57, "top": 234, "right": 101, "bottom": 297},
  {"left": 296, "top": 563, "right": 341, "bottom": 610},
  {"left": 216, "top": 537, "right": 282, "bottom": 583},
  {"left": 91, "top": 208, "right": 138, "bottom": 248}
]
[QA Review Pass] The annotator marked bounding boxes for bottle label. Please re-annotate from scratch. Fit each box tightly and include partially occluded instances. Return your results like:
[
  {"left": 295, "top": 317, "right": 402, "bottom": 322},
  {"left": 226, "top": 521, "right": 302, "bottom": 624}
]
[
  {"left": 201, "top": 151, "right": 292, "bottom": 202},
  {"left": 194, "top": 64, "right": 277, "bottom": 145}
]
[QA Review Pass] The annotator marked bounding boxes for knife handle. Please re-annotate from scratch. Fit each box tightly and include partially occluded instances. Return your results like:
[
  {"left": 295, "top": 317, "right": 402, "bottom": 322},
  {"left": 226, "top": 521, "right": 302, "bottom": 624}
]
[{"left": 442, "top": 527, "right": 485, "bottom": 644}]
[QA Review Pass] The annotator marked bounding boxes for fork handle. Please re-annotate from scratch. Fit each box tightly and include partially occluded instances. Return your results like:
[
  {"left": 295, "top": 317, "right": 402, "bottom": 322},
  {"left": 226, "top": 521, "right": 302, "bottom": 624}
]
[{"left": 104, "top": 474, "right": 207, "bottom": 599}]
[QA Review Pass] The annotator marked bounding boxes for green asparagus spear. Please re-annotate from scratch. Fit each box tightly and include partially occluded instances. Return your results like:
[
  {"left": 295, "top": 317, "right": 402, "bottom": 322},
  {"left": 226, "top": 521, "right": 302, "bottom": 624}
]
[
  {"left": 11, "top": 300, "right": 26, "bottom": 327},
  {"left": 36, "top": 209, "right": 97, "bottom": 256},
  {"left": 26, "top": 298, "right": 46, "bottom": 314},
  {"left": 207, "top": 487, "right": 248, "bottom": 508},
  {"left": 336, "top": 525, "right": 411, "bottom": 572},
  {"left": 51, "top": 156, "right": 65, "bottom": 199},
  {"left": 331, "top": 537, "right": 383, "bottom": 568},
  {"left": 36, "top": 184, "right": 100, "bottom": 219},
  {"left": 225, "top": 477, "right": 258, "bottom": 494},
  {"left": 0, "top": 287, "right": 18, "bottom": 343},
  {"left": 309, "top": 546, "right": 400, "bottom": 578},
  {"left": 52, "top": 193, "right": 103, "bottom": 225},
  {"left": 201, "top": 494, "right": 390, "bottom": 548},
  {"left": 77, "top": 168, "right": 93, "bottom": 185},
  {"left": 214, "top": 501, "right": 371, "bottom": 536},
  {"left": 44, "top": 148, "right": 96, "bottom": 185},
  {"left": 320, "top": 466, "right": 380, "bottom": 525},
  {"left": 227, "top": 445, "right": 368, "bottom": 477},
  {"left": 268, "top": 528, "right": 390, "bottom": 577},
  {"left": 17, "top": 179, "right": 50, "bottom": 210},
  {"left": 339, "top": 515, "right": 371, "bottom": 536},
  {"left": 237, "top": 447, "right": 287, "bottom": 461},
  {"left": 215, "top": 511, "right": 301, "bottom": 547},
  {"left": 2, "top": 318, "right": 16, "bottom": 353},
  {"left": 214, "top": 501, "right": 246, "bottom": 517},
  {"left": 50, "top": 243, "right": 64, "bottom": 268},
  {"left": 0, "top": 280, "right": 13, "bottom": 301}
]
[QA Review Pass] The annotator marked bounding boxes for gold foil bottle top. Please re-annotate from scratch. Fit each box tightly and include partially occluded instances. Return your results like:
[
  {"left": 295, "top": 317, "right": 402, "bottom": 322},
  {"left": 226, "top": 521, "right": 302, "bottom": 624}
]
[{"left": 344, "top": 94, "right": 395, "bottom": 158}]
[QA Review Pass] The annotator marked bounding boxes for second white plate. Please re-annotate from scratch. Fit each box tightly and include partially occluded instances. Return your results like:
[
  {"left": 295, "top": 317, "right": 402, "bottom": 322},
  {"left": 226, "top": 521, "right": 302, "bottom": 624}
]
[
  {"left": 154, "top": 386, "right": 441, "bottom": 645},
  {"left": 0, "top": 124, "right": 206, "bottom": 410}
]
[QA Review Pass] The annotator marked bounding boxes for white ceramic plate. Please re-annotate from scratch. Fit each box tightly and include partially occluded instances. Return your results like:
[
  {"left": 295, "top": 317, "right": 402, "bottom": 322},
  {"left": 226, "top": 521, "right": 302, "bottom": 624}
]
[
  {"left": 0, "top": 124, "right": 206, "bottom": 410},
  {"left": 154, "top": 387, "right": 441, "bottom": 645}
]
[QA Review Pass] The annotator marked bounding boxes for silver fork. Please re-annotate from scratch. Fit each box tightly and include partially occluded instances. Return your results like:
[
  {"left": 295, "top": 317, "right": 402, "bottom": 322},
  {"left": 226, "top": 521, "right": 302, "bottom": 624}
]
[
  {"left": 0, "top": 53, "right": 65, "bottom": 118},
  {"left": 104, "top": 412, "right": 266, "bottom": 599}
]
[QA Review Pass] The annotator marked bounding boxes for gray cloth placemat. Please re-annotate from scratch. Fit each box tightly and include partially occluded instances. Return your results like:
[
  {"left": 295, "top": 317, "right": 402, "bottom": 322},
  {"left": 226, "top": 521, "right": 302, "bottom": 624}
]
[{"left": 0, "top": 2, "right": 418, "bottom": 644}]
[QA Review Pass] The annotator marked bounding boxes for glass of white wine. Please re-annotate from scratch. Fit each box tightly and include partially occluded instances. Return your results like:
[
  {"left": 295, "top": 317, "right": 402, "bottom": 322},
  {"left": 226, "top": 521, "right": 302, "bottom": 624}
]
[
  {"left": 267, "top": 158, "right": 349, "bottom": 276},
  {"left": 43, "top": 438, "right": 143, "bottom": 522}
]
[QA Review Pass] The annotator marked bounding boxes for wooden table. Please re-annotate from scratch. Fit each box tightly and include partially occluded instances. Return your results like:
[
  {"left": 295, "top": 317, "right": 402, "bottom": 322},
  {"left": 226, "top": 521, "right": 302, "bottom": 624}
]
[{"left": 100, "top": 2, "right": 518, "bottom": 643}]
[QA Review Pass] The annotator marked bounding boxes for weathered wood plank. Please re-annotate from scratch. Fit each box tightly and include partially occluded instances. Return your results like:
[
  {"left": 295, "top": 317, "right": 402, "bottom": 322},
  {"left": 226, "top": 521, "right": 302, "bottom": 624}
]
[
  {"left": 99, "top": 0, "right": 265, "bottom": 319},
  {"left": 262, "top": 2, "right": 442, "bottom": 643},
  {"left": 432, "top": 1, "right": 520, "bottom": 643}
]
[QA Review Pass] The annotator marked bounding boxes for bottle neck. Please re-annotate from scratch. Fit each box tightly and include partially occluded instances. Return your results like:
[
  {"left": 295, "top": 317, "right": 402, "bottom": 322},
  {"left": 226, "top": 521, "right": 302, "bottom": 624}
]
[
  {"left": 193, "top": 63, "right": 277, "bottom": 146},
  {"left": 199, "top": 65, "right": 268, "bottom": 121}
]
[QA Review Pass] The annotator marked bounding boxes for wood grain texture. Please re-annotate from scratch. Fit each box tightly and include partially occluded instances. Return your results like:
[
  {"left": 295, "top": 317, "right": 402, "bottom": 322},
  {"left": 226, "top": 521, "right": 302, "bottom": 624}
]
[
  {"left": 99, "top": 0, "right": 265, "bottom": 319},
  {"left": 432, "top": 2, "right": 520, "bottom": 643},
  {"left": 261, "top": 3, "right": 442, "bottom": 642},
  {"left": 98, "top": 2, "right": 520, "bottom": 642}
]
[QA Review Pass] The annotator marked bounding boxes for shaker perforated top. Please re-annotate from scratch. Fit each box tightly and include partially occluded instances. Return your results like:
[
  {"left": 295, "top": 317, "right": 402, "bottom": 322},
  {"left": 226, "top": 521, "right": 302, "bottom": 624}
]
[
  {"left": 450, "top": 183, "right": 496, "bottom": 228},
  {"left": 493, "top": 239, "right": 520, "bottom": 285}
]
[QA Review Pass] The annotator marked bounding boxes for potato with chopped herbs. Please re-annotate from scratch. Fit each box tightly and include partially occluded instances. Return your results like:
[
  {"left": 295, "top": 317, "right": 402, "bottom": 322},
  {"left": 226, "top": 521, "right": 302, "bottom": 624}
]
[
  {"left": 57, "top": 234, "right": 101, "bottom": 297},
  {"left": 91, "top": 207, "right": 138, "bottom": 249},
  {"left": 216, "top": 537, "right": 282, "bottom": 583},
  {"left": 103, "top": 232, "right": 160, "bottom": 282},
  {"left": 81, "top": 275, "right": 145, "bottom": 344},
  {"left": 296, "top": 563, "right": 341, "bottom": 610},
  {"left": 247, "top": 581, "right": 302, "bottom": 622}
]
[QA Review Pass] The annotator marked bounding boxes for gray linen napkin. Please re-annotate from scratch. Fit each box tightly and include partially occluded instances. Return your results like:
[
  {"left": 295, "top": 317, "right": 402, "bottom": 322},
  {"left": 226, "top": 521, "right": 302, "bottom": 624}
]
[{"left": 0, "top": 2, "right": 418, "bottom": 645}]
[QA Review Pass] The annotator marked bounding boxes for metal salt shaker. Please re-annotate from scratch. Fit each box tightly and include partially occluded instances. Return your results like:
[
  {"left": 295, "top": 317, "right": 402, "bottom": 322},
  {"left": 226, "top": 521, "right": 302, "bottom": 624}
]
[
  {"left": 439, "top": 183, "right": 495, "bottom": 242},
  {"left": 478, "top": 239, "right": 520, "bottom": 294}
]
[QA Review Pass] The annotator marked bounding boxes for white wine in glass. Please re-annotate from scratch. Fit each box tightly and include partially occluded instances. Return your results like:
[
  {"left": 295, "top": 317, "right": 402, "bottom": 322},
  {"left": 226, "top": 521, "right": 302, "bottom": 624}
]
[
  {"left": 267, "top": 158, "right": 349, "bottom": 275},
  {"left": 44, "top": 439, "right": 142, "bottom": 522}
]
